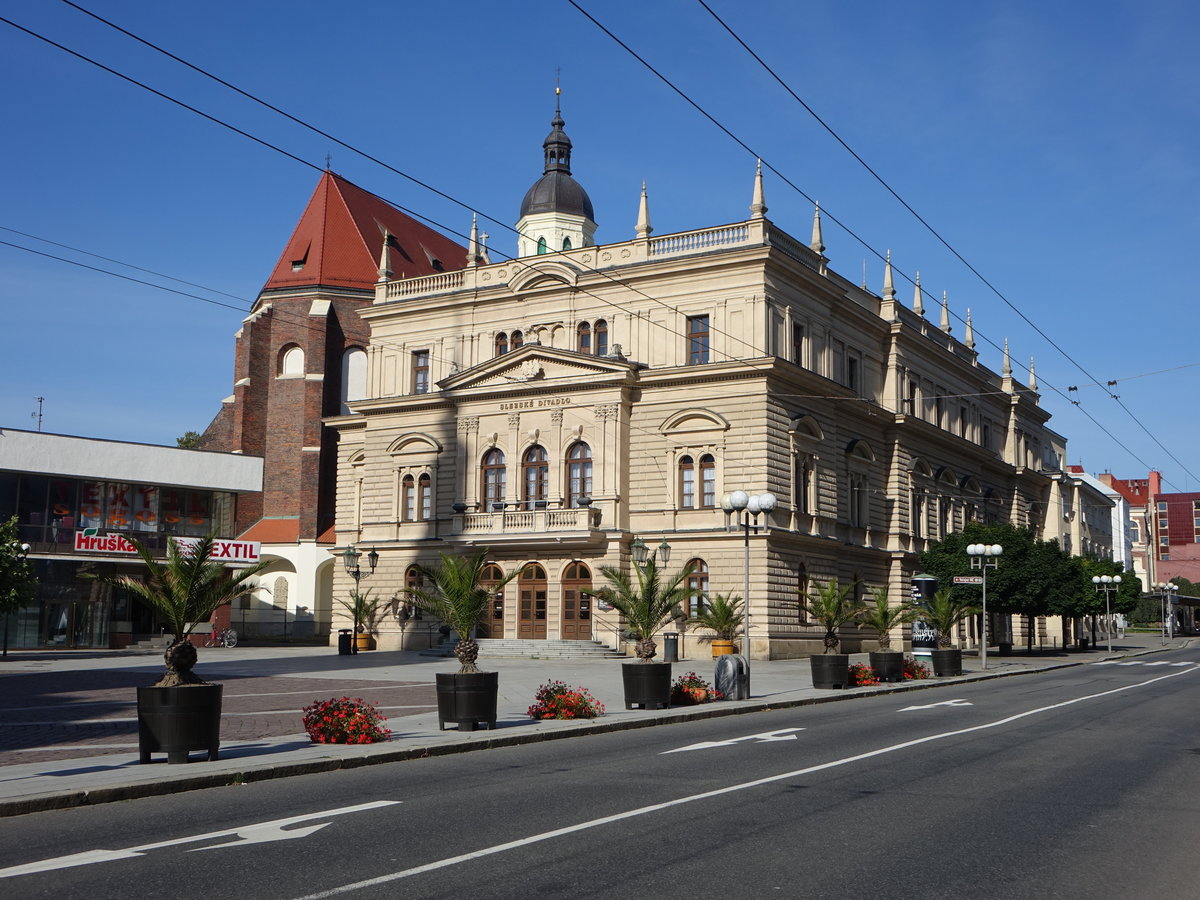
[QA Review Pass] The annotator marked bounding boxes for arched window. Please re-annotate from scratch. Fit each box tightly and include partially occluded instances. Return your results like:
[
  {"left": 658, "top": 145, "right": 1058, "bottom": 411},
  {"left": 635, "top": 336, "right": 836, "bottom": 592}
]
[
  {"left": 511, "top": 330, "right": 524, "bottom": 350},
  {"left": 482, "top": 449, "right": 506, "bottom": 510},
  {"left": 537, "top": 236, "right": 547, "bottom": 255},
  {"left": 686, "top": 558, "right": 709, "bottom": 616},
  {"left": 577, "top": 321, "right": 591, "bottom": 354},
  {"left": 699, "top": 454, "right": 716, "bottom": 508},
  {"left": 418, "top": 473, "right": 432, "bottom": 520},
  {"left": 495, "top": 332, "right": 509, "bottom": 356},
  {"left": 679, "top": 455, "right": 695, "bottom": 508},
  {"left": 278, "top": 344, "right": 304, "bottom": 377},
  {"left": 594, "top": 320, "right": 608, "bottom": 357},
  {"left": 567, "top": 442, "right": 593, "bottom": 507},
  {"left": 405, "top": 565, "right": 423, "bottom": 619},
  {"left": 401, "top": 475, "right": 416, "bottom": 522},
  {"left": 795, "top": 455, "right": 814, "bottom": 515},
  {"left": 522, "top": 445, "right": 549, "bottom": 509},
  {"left": 339, "top": 347, "right": 366, "bottom": 414},
  {"left": 562, "top": 236, "right": 572, "bottom": 251}
]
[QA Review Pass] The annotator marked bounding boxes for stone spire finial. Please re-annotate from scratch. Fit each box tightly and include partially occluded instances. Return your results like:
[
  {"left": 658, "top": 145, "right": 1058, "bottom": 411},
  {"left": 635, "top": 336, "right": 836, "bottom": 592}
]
[
  {"left": 912, "top": 271, "right": 925, "bottom": 316},
  {"left": 635, "top": 180, "right": 652, "bottom": 238},
  {"left": 965, "top": 308, "right": 975, "bottom": 349},
  {"left": 939, "top": 291, "right": 951, "bottom": 333},
  {"left": 882, "top": 250, "right": 896, "bottom": 302},
  {"left": 1028, "top": 357, "right": 1038, "bottom": 391},
  {"left": 809, "top": 202, "right": 825, "bottom": 254},
  {"left": 377, "top": 229, "right": 393, "bottom": 282},
  {"left": 466, "top": 214, "right": 480, "bottom": 268},
  {"left": 1002, "top": 338, "right": 1012, "bottom": 377},
  {"left": 750, "top": 159, "right": 767, "bottom": 219}
]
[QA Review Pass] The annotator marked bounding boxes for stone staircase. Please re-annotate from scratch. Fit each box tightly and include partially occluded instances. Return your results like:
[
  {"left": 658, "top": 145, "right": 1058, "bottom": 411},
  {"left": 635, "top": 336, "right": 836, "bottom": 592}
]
[{"left": 475, "top": 638, "right": 626, "bottom": 660}]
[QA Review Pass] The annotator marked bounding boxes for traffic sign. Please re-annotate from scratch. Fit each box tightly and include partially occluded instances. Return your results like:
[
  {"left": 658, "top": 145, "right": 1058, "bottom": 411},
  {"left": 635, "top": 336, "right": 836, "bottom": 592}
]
[{"left": 953, "top": 576, "right": 984, "bottom": 585}]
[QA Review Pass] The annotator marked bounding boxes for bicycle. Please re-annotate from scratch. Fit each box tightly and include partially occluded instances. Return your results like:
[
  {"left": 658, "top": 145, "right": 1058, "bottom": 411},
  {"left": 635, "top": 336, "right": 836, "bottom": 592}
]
[{"left": 204, "top": 628, "right": 238, "bottom": 648}]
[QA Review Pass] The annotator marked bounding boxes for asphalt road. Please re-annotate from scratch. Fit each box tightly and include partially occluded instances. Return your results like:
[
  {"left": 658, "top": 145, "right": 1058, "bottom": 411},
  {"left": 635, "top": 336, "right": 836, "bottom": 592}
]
[{"left": 3, "top": 650, "right": 1198, "bottom": 899}]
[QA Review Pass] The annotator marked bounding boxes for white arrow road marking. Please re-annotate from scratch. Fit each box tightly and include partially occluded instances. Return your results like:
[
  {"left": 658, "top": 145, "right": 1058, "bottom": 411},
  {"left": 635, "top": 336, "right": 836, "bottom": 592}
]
[
  {"left": 0, "top": 801, "right": 399, "bottom": 879},
  {"left": 663, "top": 727, "right": 803, "bottom": 754},
  {"left": 899, "top": 699, "right": 973, "bottom": 711}
]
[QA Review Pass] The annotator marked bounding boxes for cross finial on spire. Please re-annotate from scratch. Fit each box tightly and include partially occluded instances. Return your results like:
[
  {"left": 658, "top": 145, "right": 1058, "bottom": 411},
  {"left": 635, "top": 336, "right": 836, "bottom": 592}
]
[{"left": 324, "top": 153, "right": 332, "bottom": 171}]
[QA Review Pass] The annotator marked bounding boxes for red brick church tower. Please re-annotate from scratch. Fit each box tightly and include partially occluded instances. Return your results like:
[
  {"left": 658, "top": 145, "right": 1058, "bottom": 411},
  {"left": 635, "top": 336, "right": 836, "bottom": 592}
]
[{"left": 201, "top": 171, "right": 465, "bottom": 632}]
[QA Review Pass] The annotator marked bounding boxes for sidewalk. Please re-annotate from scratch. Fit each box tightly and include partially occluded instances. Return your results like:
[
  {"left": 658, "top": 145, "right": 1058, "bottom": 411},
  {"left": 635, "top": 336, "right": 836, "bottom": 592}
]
[{"left": 0, "top": 636, "right": 1186, "bottom": 817}]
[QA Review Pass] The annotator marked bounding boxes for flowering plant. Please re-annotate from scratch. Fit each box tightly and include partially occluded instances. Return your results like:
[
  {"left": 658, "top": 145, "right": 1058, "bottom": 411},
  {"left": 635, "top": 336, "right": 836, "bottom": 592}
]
[
  {"left": 527, "top": 680, "right": 605, "bottom": 720},
  {"left": 671, "top": 672, "right": 723, "bottom": 704},
  {"left": 302, "top": 696, "right": 391, "bottom": 744},
  {"left": 848, "top": 663, "right": 880, "bottom": 686},
  {"left": 902, "top": 658, "right": 931, "bottom": 680}
]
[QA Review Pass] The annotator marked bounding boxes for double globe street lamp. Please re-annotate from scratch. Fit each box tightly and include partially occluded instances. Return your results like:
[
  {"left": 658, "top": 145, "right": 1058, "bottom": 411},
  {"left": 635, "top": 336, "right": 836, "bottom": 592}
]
[
  {"left": 966, "top": 543, "right": 1002, "bottom": 670},
  {"left": 1091, "top": 574, "right": 1121, "bottom": 653},
  {"left": 1155, "top": 581, "right": 1179, "bottom": 645}
]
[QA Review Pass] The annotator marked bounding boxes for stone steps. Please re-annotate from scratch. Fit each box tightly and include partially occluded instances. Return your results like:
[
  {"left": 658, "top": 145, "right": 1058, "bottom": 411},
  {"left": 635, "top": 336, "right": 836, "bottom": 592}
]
[{"left": 475, "top": 638, "right": 625, "bottom": 659}]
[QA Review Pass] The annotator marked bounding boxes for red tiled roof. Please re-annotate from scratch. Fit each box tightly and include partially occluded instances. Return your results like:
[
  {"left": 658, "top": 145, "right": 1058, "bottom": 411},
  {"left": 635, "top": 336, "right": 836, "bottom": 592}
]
[
  {"left": 262, "top": 172, "right": 466, "bottom": 292},
  {"left": 316, "top": 524, "right": 337, "bottom": 545},
  {"left": 239, "top": 518, "right": 301, "bottom": 544}
]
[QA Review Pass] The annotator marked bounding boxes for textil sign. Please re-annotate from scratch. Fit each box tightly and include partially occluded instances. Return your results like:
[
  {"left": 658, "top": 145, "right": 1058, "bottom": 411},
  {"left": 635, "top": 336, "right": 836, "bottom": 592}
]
[{"left": 73, "top": 531, "right": 261, "bottom": 562}]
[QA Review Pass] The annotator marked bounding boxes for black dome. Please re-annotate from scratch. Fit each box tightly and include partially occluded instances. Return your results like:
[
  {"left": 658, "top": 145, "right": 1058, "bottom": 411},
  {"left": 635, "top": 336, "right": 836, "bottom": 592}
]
[{"left": 519, "top": 172, "right": 595, "bottom": 221}]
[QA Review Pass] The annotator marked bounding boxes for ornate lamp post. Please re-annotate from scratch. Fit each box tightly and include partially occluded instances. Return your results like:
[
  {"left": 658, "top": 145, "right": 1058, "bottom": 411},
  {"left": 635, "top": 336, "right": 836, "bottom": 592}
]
[
  {"left": 1092, "top": 574, "right": 1121, "bottom": 653},
  {"left": 342, "top": 544, "right": 378, "bottom": 655},
  {"left": 966, "top": 543, "right": 1002, "bottom": 670},
  {"left": 1157, "top": 581, "right": 1179, "bottom": 643},
  {"left": 721, "top": 490, "right": 777, "bottom": 688},
  {"left": 630, "top": 536, "right": 671, "bottom": 570}
]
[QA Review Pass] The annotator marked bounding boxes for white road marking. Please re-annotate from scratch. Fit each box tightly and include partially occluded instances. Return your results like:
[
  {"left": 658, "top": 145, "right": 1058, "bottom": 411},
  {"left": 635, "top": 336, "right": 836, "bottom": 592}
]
[
  {"left": 0, "top": 801, "right": 399, "bottom": 879},
  {"left": 663, "top": 727, "right": 803, "bottom": 753},
  {"left": 899, "top": 699, "right": 973, "bottom": 711},
  {"left": 295, "top": 665, "right": 1200, "bottom": 899}
]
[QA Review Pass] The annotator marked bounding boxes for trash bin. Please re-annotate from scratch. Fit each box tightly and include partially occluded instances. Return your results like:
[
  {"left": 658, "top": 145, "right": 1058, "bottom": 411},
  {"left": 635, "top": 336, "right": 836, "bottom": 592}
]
[
  {"left": 662, "top": 631, "right": 679, "bottom": 663},
  {"left": 998, "top": 642, "right": 1012, "bottom": 656},
  {"left": 337, "top": 629, "right": 353, "bottom": 655},
  {"left": 1078, "top": 636, "right": 1089, "bottom": 652}
]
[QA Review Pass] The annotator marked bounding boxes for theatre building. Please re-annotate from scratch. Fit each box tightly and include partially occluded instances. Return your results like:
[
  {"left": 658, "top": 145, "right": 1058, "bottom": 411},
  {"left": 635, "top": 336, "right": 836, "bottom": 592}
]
[
  {"left": 329, "top": 99, "right": 1078, "bottom": 659},
  {"left": 0, "top": 428, "right": 262, "bottom": 649}
]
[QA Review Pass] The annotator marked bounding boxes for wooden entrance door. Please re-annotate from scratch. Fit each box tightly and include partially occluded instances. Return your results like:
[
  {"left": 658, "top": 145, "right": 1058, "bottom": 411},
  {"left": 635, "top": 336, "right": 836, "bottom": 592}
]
[
  {"left": 561, "top": 561, "right": 592, "bottom": 640},
  {"left": 518, "top": 563, "right": 548, "bottom": 639},
  {"left": 478, "top": 563, "right": 506, "bottom": 639}
]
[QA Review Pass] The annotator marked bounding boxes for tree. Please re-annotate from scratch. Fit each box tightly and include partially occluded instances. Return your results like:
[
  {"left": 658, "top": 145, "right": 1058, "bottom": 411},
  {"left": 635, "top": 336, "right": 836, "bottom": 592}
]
[
  {"left": 920, "top": 588, "right": 981, "bottom": 648},
  {"left": 798, "top": 578, "right": 863, "bottom": 653},
  {"left": 687, "top": 592, "right": 742, "bottom": 642},
  {"left": 176, "top": 431, "right": 203, "bottom": 449},
  {"left": 101, "top": 535, "right": 271, "bottom": 686},
  {"left": 917, "top": 522, "right": 1079, "bottom": 651},
  {"left": 406, "top": 549, "right": 522, "bottom": 674},
  {"left": 589, "top": 557, "right": 695, "bottom": 661},
  {"left": 1, "top": 516, "right": 38, "bottom": 656},
  {"left": 334, "top": 587, "right": 387, "bottom": 635},
  {"left": 857, "top": 585, "right": 918, "bottom": 651}
]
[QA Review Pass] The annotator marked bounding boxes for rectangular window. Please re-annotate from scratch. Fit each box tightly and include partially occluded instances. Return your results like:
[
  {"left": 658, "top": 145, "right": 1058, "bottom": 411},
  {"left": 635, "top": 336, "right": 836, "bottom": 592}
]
[
  {"left": 686, "top": 315, "right": 710, "bottom": 365},
  {"left": 981, "top": 422, "right": 991, "bottom": 451},
  {"left": 846, "top": 353, "right": 860, "bottom": 395},
  {"left": 904, "top": 380, "right": 917, "bottom": 416},
  {"left": 935, "top": 395, "right": 945, "bottom": 429},
  {"left": 792, "top": 323, "right": 806, "bottom": 367},
  {"left": 959, "top": 407, "right": 969, "bottom": 439},
  {"left": 412, "top": 350, "right": 430, "bottom": 394}
]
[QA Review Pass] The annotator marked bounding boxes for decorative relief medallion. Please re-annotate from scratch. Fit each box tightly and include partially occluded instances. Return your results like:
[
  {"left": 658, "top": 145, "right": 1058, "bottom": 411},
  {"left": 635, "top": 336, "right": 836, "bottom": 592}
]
[
  {"left": 481, "top": 272, "right": 491, "bottom": 282},
  {"left": 620, "top": 249, "right": 631, "bottom": 258},
  {"left": 601, "top": 252, "right": 612, "bottom": 262}
]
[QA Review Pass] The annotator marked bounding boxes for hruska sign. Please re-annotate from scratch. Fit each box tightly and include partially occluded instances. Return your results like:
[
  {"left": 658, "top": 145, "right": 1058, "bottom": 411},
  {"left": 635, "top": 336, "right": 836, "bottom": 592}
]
[{"left": 73, "top": 531, "right": 261, "bottom": 562}]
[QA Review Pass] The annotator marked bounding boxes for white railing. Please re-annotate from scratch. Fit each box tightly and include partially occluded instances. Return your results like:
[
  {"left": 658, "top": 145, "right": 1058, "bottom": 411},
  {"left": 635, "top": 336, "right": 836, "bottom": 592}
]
[
  {"left": 385, "top": 269, "right": 465, "bottom": 300},
  {"left": 649, "top": 224, "right": 749, "bottom": 257},
  {"left": 456, "top": 506, "right": 600, "bottom": 535}
]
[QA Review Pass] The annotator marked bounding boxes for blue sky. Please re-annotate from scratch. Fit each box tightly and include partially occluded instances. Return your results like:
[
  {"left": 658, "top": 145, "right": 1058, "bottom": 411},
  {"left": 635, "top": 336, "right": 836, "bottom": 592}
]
[{"left": 2, "top": 1, "right": 1197, "bottom": 492}]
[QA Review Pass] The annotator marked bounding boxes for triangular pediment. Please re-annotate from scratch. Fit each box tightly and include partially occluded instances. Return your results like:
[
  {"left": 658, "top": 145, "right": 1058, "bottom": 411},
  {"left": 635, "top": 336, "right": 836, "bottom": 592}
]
[{"left": 441, "top": 344, "right": 637, "bottom": 392}]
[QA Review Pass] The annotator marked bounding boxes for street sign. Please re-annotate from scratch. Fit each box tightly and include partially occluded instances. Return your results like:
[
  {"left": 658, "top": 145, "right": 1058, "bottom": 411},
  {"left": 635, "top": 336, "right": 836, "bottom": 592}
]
[{"left": 953, "top": 576, "right": 984, "bottom": 585}]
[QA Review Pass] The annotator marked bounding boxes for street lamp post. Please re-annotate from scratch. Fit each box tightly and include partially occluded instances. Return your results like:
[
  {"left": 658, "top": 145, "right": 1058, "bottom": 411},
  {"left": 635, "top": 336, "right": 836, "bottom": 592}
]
[
  {"left": 720, "top": 490, "right": 777, "bottom": 690},
  {"left": 1091, "top": 574, "right": 1121, "bottom": 653},
  {"left": 342, "top": 544, "right": 379, "bottom": 655},
  {"left": 3, "top": 541, "right": 31, "bottom": 658},
  {"left": 629, "top": 536, "right": 671, "bottom": 570},
  {"left": 1158, "top": 581, "right": 1179, "bottom": 642},
  {"left": 966, "top": 543, "right": 1002, "bottom": 671}
]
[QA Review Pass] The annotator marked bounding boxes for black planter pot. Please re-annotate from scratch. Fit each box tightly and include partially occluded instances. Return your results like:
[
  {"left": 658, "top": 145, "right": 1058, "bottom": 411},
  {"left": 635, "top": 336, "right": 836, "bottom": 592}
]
[
  {"left": 810, "top": 654, "right": 850, "bottom": 689},
  {"left": 869, "top": 650, "right": 904, "bottom": 683},
  {"left": 436, "top": 671, "right": 498, "bottom": 731},
  {"left": 137, "top": 683, "right": 223, "bottom": 764},
  {"left": 622, "top": 661, "right": 672, "bottom": 709},
  {"left": 931, "top": 648, "right": 963, "bottom": 677}
]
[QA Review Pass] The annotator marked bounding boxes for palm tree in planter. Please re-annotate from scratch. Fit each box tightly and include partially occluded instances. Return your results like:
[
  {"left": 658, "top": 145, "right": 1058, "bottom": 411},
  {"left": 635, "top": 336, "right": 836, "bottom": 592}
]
[
  {"left": 920, "top": 588, "right": 980, "bottom": 676},
  {"left": 799, "top": 578, "right": 864, "bottom": 689},
  {"left": 590, "top": 556, "right": 695, "bottom": 709},
  {"left": 335, "top": 588, "right": 386, "bottom": 651},
  {"left": 405, "top": 548, "right": 521, "bottom": 731},
  {"left": 858, "top": 585, "right": 919, "bottom": 683},
  {"left": 688, "top": 592, "right": 743, "bottom": 658},
  {"left": 103, "top": 534, "right": 270, "bottom": 764}
]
